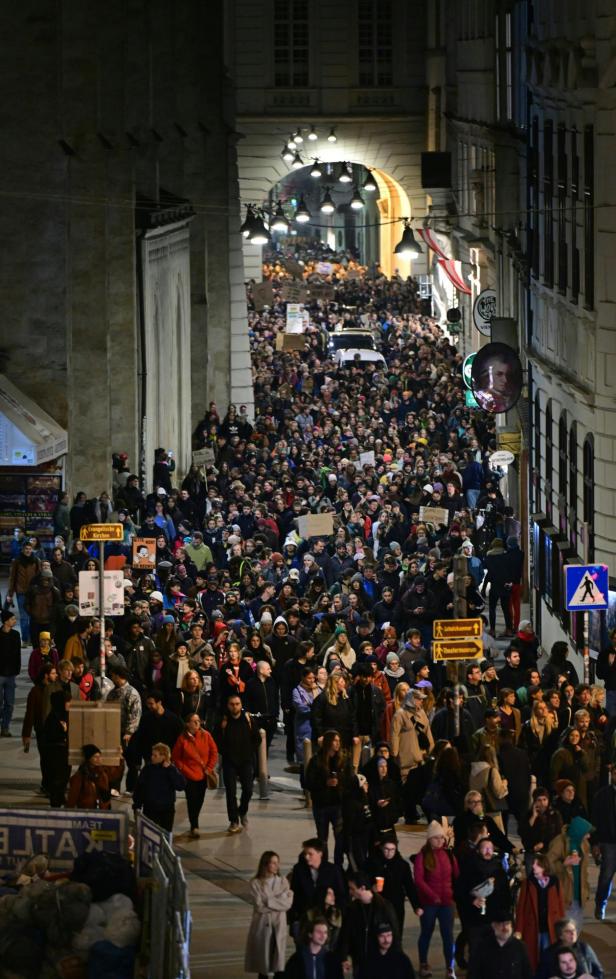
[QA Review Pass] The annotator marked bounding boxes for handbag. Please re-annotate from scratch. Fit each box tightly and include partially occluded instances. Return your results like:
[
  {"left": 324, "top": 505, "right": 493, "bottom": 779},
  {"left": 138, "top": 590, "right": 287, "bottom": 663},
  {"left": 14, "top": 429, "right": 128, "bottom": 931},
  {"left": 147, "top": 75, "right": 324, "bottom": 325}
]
[
  {"left": 421, "top": 777, "right": 456, "bottom": 817},
  {"left": 206, "top": 768, "right": 219, "bottom": 790}
]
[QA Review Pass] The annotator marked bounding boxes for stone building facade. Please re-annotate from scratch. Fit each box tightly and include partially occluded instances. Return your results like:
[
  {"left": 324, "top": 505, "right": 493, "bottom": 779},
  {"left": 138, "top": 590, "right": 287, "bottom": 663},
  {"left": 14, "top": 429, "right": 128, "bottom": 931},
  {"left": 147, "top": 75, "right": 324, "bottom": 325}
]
[{"left": 0, "top": 0, "right": 252, "bottom": 496}]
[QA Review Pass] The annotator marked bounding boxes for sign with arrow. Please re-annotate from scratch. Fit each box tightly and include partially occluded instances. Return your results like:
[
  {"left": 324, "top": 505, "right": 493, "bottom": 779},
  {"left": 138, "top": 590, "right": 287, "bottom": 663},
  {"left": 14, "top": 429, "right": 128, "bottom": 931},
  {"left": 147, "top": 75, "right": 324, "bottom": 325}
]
[
  {"left": 433, "top": 639, "right": 483, "bottom": 661},
  {"left": 80, "top": 523, "right": 123, "bottom": 542},
  {"left": 565, "top": 564, "right": 609, "bottom": 612},
  {"left": 433, "top": 618, "right": 483, "bottom": 640}
]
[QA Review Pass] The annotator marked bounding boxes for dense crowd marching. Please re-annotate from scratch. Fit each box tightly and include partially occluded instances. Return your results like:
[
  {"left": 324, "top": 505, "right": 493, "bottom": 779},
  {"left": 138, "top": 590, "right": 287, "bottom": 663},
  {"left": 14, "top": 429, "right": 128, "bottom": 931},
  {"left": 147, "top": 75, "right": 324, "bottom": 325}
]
[{"left": 2, "top": 243, "right": 616, "bottom": 978}]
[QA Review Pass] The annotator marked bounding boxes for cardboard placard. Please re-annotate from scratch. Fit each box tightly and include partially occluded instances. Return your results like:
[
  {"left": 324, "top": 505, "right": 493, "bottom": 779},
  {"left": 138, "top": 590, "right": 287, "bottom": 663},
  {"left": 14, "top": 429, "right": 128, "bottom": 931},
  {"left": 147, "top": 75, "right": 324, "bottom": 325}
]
[
  {"left": 286, "top": 303, "right": 305, "bottom": 333},
  {"left": 132, "top": 537, "right": 156, "bottom": 570},
  {"left": 419, "top": 505, "right": 450, "bottom": 526},
  {"left": 310, "top": 283, "right": 335, "bottom": 302},
  {"left": 359, "top": 450, "right": 376, "bottom": 468},
  {"left": 316, "top": 261, "right": 333, "bottom": 275},
  {"left": 283, "top": 258, "right": 304, "bottom": 279},
  {"left": 252, "top": 281, "right": 274, "bottom": 311},
  {"left": 68, "top": 700, "right": 122, "bottom": 766},
  {"left": 280, "top": 282, "right": 308, "bottom": 303},
  {"left": 276, "top": 332, "right": 306, "bottom": 351},
  {"left": 78, "top": 571, "right": 125, "bottom": 616},
  {"left": 346, "top": 269, "right": 360, "bottom": 280},
  {"left": 192, "top": 446, "right": 215, "bottom": 466},
  {"left": 297, "top": 512, "right": 335, "bottom": 539}
]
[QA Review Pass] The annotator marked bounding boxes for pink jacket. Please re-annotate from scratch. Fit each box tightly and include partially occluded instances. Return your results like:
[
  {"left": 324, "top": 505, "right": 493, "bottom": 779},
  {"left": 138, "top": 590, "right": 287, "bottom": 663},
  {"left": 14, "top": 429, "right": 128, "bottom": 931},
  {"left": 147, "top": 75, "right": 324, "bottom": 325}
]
[{"left": 414, "top": 848, "right": 459, "bottom": 908}]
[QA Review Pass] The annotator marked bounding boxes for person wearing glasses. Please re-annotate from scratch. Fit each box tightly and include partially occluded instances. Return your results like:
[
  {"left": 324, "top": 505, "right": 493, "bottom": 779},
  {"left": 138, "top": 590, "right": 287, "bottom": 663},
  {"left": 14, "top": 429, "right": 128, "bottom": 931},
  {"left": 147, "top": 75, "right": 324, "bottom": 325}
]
[{"left": 452, "top": 790, "right": 513, "bottom": 856}]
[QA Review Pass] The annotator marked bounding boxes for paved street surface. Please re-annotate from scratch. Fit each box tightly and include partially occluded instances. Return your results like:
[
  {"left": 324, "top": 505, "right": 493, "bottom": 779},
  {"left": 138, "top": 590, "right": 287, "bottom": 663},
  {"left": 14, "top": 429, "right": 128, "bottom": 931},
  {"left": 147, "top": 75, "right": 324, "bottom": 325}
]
[{"left": 1, "top": 634, "right": 616, "bottom": 978}]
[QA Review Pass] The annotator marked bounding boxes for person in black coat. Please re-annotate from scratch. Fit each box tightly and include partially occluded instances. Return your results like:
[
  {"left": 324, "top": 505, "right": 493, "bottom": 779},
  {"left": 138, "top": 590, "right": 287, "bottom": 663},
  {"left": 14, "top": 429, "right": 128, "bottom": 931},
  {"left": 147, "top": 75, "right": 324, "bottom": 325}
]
[
  {"left": 349, "top": 665, "right": 385, "bottom": 744},
  {"left": 367, "top": 758, "right": 402, "bottom": 841},
  {"left": 454, "top": 837, "right": 511, "bottom": 957},
  {"left": 364, "top": 837, "right": 419, "bottom": 930},
  {"left": 243, "top": 661, "right": 280, "bottom": 748},
  {"left": 357, "top": 923, "right": 416, "bottom": 979},
  {"left": 467, "top": 918, "right": 531, "bottom": 979},
  {"left": 283, "top": 917, "right": 344, "bottom": 979},
  {"left": 541, "top": 641, "right": 580, "bottom": 689},
  {"left": 338, "top": 872, "right": 400, "bottom": 972},
  {"left": 288, "top": 839, "right": 347, "bottom": 934},
  {"left": 132, "top": 742, "right": 187, "bottom": 832},
  {"left": 41, "top": 689, "right": 71, "bottom": 807},
  {"left": 497, "top": 730, "right": 532, "bottom": 830},
  {"left": 311, "top": 675, "right": 358, "bottom": 748}
]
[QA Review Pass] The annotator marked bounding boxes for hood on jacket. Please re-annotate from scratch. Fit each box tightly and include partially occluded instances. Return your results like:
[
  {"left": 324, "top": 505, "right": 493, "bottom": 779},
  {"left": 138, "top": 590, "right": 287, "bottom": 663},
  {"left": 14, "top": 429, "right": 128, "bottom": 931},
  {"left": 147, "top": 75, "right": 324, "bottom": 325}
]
[
  {"left": 273, "top": 615, "right": 288, "bottom": 634},
  {"left": 567, "top": 816, "right": 593, "bottom": 852}
]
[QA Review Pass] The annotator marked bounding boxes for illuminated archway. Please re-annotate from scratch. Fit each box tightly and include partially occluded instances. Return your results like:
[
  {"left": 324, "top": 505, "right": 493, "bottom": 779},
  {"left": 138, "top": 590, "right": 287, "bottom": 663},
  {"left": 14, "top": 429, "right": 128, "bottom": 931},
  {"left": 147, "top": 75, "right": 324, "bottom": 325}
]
[{"left": 372, "top": 168, "right": 412, "bottom": 279}]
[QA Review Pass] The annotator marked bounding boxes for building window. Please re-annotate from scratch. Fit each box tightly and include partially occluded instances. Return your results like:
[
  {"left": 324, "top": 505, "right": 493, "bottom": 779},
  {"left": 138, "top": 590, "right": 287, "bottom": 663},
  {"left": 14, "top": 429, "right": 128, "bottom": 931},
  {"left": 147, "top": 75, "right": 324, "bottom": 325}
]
[
  {"left": 534, "top": 392, "right": 541, "bottom": 509},
  {"left": 584, "top": 125, "right": 594, "bottom": 309},
  {"left": 545, "top": 399, "right": 553, "bottom": 522},
  {"left": 583, "top": 434, "right": 595, "bottom": 561},
  {"left": 557, "top": 124, "right": 567, "bottom": 293},
  {"left": 570, "top": 130, "right": 579, "bottom": 304},
  {"left": 358, "top": 0, "right": 393, "bottom": 87},
  {"left": 273, "top": 0, "right": 309, "bottom": 88},
  {"left": 569, "top": 421, "right": 577, "bottom": 547},
  {"left": 558, "top": 411, "right": 567, "bottom": 533},
  {"left": 543, "top": 120, "right": 554, "bottom": 288}
]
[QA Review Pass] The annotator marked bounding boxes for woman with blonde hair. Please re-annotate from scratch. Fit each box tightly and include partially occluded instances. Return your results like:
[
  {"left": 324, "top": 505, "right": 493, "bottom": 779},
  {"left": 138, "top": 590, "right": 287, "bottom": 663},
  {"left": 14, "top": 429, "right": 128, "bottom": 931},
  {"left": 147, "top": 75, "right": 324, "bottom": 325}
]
[
  {"left": 381, "top": 680, "right": 410, "bottom": 742},
  {"left": 244, "top": 850, "right": 293, "bottom": 979},
  {"left": 311, "top": 673, "right": 358, "bottom": 750},
  {"left": 519, "top": 699, "right": 558, "bottom": 787},
  {"left": 323, "top": 625, "right": 356, "bottom": 672}
]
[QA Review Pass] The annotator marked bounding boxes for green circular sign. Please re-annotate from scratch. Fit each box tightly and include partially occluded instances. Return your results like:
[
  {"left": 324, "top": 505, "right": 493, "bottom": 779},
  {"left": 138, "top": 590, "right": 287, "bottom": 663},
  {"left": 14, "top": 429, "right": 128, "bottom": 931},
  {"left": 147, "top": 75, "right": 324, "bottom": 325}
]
[{"left": 462, "top": 352, "right": 476, "bottom": 389}]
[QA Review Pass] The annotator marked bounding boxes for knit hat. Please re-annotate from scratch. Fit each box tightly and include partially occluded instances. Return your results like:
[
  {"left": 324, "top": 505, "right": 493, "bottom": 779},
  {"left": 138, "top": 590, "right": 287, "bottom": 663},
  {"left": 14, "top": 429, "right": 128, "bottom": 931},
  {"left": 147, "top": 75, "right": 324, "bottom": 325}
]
[
  {"left": 288, "top": 569, "right": 300, "bottom": 581},
  {"left": 41, "top": 569, "right": 53, "bottom": 578},
  {"left": 82, "top": 744, "right": 101, "bottom": 762},
  {"left": 554, "top": 779, "right": 574, "bottom": 795},
  {"left": 149, "top": 591, "right": 164, "bottom": 603},
  {"left": 260, "top": 611, "right": 273, "bottom": 624},
  {"left": 162, "top": 614, "right": 175, "bottom": 624},
  {"left": 426, "top": 820, "right": 447, "bottom": 840},
  {"left": 334, "top": 624, "right": 347, "bottom": 637},
  {"left": 385, "top": 652, "right": 400, "bottom": 665},
  {"left": 518, "top": 620, "right": 533, "bottom": 632}
]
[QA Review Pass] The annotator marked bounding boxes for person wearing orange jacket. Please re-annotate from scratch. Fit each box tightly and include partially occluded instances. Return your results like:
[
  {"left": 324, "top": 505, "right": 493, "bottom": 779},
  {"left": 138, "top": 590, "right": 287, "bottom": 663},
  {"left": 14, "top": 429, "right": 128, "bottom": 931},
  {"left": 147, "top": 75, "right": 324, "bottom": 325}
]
[{"left": 171, "top": 712, "right": 218, "bottom": 838}]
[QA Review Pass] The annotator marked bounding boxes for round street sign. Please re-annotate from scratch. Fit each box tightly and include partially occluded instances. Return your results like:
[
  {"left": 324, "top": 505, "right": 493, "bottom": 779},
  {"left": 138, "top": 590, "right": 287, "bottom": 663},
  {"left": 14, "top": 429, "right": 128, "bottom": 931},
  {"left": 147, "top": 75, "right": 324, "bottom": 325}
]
[
  {"left": 490, "top": 449, "right": 515, "bottom": 467},
  {"left": 462, "top": 352, "right": 476, "bottom": 389},
  {"left": 473, "top": 288, "right": 496, "bottom": 337}
]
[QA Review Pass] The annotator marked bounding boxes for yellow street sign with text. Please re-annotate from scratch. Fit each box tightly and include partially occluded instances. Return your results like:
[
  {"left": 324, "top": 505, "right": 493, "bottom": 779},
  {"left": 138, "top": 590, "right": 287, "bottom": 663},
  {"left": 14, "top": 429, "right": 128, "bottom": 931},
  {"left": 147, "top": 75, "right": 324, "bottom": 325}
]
[
  {"left": 80, "top": 523, "right": 123, "bottom": 542},
  {"left": 433, "top": 639, "right": 483, "bottom": 661},
  {"left": 433, "top": 618, "right": 482, "bottom": 640}
]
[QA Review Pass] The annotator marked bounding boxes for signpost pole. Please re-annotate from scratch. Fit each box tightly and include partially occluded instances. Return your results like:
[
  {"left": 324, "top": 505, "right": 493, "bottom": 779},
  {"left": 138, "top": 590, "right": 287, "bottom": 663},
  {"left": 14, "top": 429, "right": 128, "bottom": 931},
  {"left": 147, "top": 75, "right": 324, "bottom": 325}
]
[
  {"left": 99, "top": 541, "right": 106, "bottom": 680},
  {"left": 582, "top": 522, "right": 590, "bottom": 685}
]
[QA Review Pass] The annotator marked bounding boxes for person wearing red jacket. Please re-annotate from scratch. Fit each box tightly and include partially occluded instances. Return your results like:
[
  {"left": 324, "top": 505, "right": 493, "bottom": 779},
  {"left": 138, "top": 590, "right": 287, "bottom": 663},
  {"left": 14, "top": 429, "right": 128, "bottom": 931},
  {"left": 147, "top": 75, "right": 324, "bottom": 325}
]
[
  {"left": 171, "top": 713, "right": 218, "bottom": 838},
  {"left": 414, "top": 821, "right": 459, "bottom": 979}
]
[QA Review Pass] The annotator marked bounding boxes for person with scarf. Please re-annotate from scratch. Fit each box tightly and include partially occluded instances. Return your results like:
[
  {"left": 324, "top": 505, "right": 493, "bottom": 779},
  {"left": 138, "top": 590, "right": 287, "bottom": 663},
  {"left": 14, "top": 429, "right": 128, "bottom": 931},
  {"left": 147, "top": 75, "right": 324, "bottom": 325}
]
[
  {"left": 218, "top": 642, "right": 253, "bottom": 706},
  {"left": 66, "top": 743, "right": 111, "bottom": 810},
  {"left": 547, "top": 815, "right": 593, "bottom": 930},
  {"left": 383, "top": 651, "right": 408, "bottom": 697},
  {"left": 391, "top": 688, "right": 434, "bottom": 823},
  {"left": 514, "top": 853, "right": 565, "bottom": 972},
  {"left": 550, "top": 727, "right": 590, "bottom": 812}
]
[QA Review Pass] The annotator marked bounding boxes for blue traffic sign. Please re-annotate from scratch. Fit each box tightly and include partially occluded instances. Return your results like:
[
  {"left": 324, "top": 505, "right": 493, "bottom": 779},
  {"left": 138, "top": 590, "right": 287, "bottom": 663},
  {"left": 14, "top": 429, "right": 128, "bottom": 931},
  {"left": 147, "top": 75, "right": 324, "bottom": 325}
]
[{"left": 565, "top": 564, "right": 609, "bottom": 612}]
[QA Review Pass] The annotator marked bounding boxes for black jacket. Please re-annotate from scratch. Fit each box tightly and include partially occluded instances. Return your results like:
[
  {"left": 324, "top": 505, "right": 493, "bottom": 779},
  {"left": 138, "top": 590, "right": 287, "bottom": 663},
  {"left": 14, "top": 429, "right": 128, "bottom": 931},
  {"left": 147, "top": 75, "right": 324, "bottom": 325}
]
[
  {"left": 357, "top": 946, "right": 415, "bottom": 979},
  {"left": 215, "top": 711, "right": 261, "bottom": 764},
  {"left": 591, "top": 784, "right": 616, "bottom": 844},
  {"left": 288, "top": 858, "right": 347, "bottom": 922},
  {"left": 349, "top": 682, "right": 385, "bottom": 742},
  {"left": 0, "top": 628, "right": 21, "bottom": 677},
  {"left": 364, "top": 852, "right": 418, "bottom": 925},
  {"left": 244, "top": 675, "right": 280, "bottom": 720},
  {"left": 467, "top": 930, "right": 531, "bottom": 979},
  {"left": 284, "top": 948, "right": 343, "bottom": 979},
  {"left": 338, "top": 893, "right": 399, "bottom": 962},
  {"left": 596, "top": 645, "right": 616, "bottom": 691}
]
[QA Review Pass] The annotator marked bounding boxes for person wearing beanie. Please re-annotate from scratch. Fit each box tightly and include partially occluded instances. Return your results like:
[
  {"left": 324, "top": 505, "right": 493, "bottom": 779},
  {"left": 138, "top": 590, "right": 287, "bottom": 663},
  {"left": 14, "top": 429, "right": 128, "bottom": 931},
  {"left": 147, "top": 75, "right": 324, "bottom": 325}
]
[
  {"left": 66, "top": 743, "right": 112, "bottom": 810},
  {"left": 391, "top": 688, "right": 434, "bottom": 823},
  {"left": 383, "top": 651, "right": 407, "bottom": 698},
  {"left": 415, "top": 822, "right": 459, "bottom": 978},
  {"left": 0, "top": 610, "right": 20, "bottom": 736},
  {"left": 553, "top": 779, "right": 587, "bottom": 825},
  {"left": 515, "top": 619, "right": 540, "bottom": 670},
  {"left": 27, "top": 630, "right": 60, "bottom": 683}
]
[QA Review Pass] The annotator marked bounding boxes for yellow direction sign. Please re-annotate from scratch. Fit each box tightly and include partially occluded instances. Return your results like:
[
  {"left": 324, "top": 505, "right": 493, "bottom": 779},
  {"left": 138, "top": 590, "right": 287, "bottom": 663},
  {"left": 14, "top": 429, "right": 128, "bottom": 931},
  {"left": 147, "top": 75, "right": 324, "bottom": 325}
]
[
  {"left": 80, "top": 523, "right": 123, "bottom": 542},
  {"left": 433, "top": 639, "right": 483, "bottom": 661},
  {"left": 433, "top": 618, "right": 482, "bottom": 640}
]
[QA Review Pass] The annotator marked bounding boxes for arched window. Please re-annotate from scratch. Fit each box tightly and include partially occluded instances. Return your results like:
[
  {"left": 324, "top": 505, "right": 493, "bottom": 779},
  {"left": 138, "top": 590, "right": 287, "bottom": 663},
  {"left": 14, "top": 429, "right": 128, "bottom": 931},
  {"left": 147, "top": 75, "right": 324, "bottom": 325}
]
[
  {"left": 569, "top": 422, "right": 577, "bottom": 547},
  {"left": 558, "top": 411, "right": 567, "bottom": 532},
  {"left": 545, "top": 400, "right": 553, "bottom": 521},
  {"left": 534, "top": 392, "right": 541, "bottom": 510},
  {"left": 583, "top": 434, "right": 595, "bottom": 561}
]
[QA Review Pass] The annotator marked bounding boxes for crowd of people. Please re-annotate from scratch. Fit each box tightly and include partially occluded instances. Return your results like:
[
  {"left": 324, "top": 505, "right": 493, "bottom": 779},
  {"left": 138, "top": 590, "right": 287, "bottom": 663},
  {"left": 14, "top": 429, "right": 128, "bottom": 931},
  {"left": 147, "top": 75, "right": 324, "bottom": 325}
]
[{"left": 1, "top": 241, "right": 615, "bottom": 978}]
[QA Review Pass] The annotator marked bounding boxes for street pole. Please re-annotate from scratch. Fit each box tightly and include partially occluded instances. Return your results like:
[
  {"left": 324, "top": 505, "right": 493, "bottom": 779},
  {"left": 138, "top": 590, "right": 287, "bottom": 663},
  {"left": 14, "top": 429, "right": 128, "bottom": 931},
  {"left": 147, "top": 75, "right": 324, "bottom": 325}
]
[
  {"left": 99, "top": 541, "right": 106, "bottom": 680},
  {"left": 581, "top": 522, "right": 590, "bottom": 685}
]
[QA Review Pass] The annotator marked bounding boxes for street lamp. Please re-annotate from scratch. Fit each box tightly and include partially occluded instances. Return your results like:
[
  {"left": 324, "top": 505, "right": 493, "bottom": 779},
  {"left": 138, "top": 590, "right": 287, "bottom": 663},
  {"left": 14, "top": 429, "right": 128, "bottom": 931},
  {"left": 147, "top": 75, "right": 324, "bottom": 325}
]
[
  {"left": 310, "top": 159, "right": 323, "bottom": 178},
  {"left": 291, "top": 151, "right": 304, "bottom": 170},
  {"left": 363, "top": 171, "right": 377, "bottom": 192},
  {"left": 294, "top": 197, "right": 311, "bottom": 223},
  {"left": 394, "top": 220, "right": 422, "bottom": 258},
  {"left": 320, "top": 189, "right": 335, "bottom": 214},
  {"left": 350, "top": 187, "right": 365, "bottom": 210},
  {"left": 338, "top": 162, "right": 352, "bottom": 183},
  {"left": 271, "top": 201, "right": 289, "bottom": 233}
]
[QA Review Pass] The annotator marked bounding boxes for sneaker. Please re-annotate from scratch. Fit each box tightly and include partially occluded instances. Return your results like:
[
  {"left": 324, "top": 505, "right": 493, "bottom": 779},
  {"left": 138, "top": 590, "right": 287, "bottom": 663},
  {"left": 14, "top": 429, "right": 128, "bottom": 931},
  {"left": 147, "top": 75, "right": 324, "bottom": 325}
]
[
  {"left": 110, "top": 789, "right": 120, "bottom": 798},
  {"left": 594, "top": 908, "right": 606, "bottom": 921},
  {"left": 240, "top": 815, "right": 249, "bottom": 828},
  {"left": 447, "top": 971, "right": 457, "bottom": 979},
  {"left": 188, "top": 828, "right": 200, "bottom": 839},
  {"left": 419, "top": 966, "right": 432, "bottom": 978},
  {"left": 227, "top": 822, "right": 242, "bottom": 834}
]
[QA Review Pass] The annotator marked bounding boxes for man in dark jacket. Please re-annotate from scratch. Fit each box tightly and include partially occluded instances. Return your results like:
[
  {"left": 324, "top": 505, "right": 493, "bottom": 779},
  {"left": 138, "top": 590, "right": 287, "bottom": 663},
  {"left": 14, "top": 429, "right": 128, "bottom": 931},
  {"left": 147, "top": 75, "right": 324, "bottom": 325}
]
[
  {"left": 25, "top": 570, "right": 61, "bottom": 648},
  {"left": 350, "top": 664, "right": 385, "bottom": 744},
  {"left": 283, "top": 917, "right": 343, "bottom": 978},
  {"left": 591, "top": 781, "right": 616, "bottom": 919},
  {"left": 288, "top": 838, "right": 347, "bottom": 931},
  {"left": 497, "top": 648, "right": 524, "bottom": 691},
  {"left": 0, "top": 610, "right": 21, "bottom": 736},
  {"left": 596, "top": 629, "right": 616, "bottom": 718},
  {"left": 482, "top": 540, "right": 513, "bottom": 636},
  {"left": 535, "top": 918, "right": 603, "bottom": 979},
  {"left": 215, "top": 694, "right": 262, "bottom": 833},
  {"left": 519, "top": 787, "right": 563, "bottom": 868},
  {"left": 467, "top": 917, "right": 531, "bottom": 979},
  {"left": 364, "top": 837, "right": 419, "bottom": 930},
  {"left": 357, "top": 923, "right": 415, "bottom": 979},
  {"left": 243, "top": 661, "right": 279, "bottom": 748},
  {"left": 339, "top": 872, "right": 400, "bottom": 974},
  {"left": 124, "top": 618, "right": 156, "bottom": 693}
]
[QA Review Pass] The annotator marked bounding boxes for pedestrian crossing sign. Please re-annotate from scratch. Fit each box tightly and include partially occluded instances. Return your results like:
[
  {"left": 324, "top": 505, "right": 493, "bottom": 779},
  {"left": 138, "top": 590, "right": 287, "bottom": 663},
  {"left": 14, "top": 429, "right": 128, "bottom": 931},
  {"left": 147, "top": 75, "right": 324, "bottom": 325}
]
[{"left": 565, "top": 564, "right": 609, "bottom": 612}]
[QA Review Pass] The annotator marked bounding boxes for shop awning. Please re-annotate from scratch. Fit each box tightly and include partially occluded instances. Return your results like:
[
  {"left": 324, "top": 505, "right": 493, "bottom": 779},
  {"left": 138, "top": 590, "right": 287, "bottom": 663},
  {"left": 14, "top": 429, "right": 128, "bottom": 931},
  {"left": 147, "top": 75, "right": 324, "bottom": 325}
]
[{"left": 0, "top": 374, "right": 68, "bottom": 464}]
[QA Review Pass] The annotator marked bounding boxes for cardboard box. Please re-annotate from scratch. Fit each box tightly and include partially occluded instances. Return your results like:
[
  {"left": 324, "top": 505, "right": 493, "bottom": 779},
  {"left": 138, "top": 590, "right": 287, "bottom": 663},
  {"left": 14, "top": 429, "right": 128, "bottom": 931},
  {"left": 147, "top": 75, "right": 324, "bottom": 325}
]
[
  {"left": 68, "top": 701, "right": 122, "bottom": 766},
  {"left": 297, "top": 512, "right": 335, "bottom": 539}
]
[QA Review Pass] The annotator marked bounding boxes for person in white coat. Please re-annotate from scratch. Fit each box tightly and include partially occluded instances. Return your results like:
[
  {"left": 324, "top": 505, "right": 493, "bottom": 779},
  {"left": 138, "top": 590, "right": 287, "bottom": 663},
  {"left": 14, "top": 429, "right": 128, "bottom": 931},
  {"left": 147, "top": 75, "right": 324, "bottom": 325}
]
[{"left": 244, "top": 850, "right": 294, "bottom": 978}]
